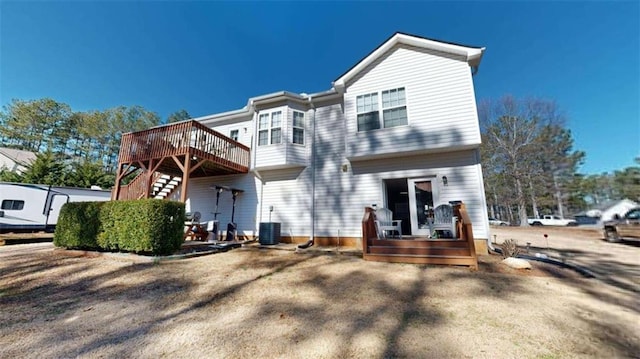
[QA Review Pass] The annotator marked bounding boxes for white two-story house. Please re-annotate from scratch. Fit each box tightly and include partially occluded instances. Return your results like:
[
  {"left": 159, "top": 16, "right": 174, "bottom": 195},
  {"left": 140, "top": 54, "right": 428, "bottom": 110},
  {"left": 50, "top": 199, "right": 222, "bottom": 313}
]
[{"left": 113, "top": 32, "right": 490, "bottom": 259}]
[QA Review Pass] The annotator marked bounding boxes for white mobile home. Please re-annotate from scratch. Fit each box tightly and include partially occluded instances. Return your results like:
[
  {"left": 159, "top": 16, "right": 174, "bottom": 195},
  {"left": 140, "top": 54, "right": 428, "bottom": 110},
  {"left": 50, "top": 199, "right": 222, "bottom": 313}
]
[
  {"left": 0, "top": 183, "right": 111, "bottom": 233},
  {"left": 113, "top": 32, "right": 491, "bottom": 257}
]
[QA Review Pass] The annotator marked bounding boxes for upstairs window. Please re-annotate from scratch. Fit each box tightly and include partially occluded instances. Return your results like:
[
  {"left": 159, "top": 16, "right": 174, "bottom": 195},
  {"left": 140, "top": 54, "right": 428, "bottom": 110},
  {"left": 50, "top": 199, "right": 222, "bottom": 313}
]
[
  {"left": 357, "top": 87, "right": 408, "bottom": 131},
  {"left": 1, "top": 200, "right": 24, "bottom": 210},
  {"left": 270, "top": 111, "right": 282, "bottom": 144},
  {"left": 292, "top": 111, "right": 305, "bottom": 145},
  {"left": 382, "top": 88, "right": 407, "bottom": 128},
  {"left": 258, "top": 111, "right": 283, "bottom": 146},
  {"left": 356, "top": 92, "right": 380, "bottom": 131},
  {"left": 229, "top": 129, "right": 239, "bottom": 142},
  {"left": 258, "top": 114, "right": 269, "bottom": 146}
]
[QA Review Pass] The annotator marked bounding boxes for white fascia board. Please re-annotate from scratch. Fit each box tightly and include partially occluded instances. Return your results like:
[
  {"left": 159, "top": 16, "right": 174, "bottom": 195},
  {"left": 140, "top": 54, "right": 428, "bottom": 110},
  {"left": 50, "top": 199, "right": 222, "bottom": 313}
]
[
  {"left": 251, "top": 91, "right": 309, "bottom": 108},
  {"left": 196, "top": 91, "right": 312, "bottom": 126},
  {"left": 193, "top": 108, "right": 250, "bottom": 124},
  {"left": 333, "top": 33, "right": 485, "bottom": 91}
]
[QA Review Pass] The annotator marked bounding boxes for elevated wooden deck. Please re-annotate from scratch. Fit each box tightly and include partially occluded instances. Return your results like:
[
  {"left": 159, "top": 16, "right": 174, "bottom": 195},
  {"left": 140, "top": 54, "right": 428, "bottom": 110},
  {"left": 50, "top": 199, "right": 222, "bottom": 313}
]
[
  {"left": 113, "top": 120, "right": 250, "bottom": 201},
  {"left": 361, "top": 205, "right": 478, "bottom": 269}
]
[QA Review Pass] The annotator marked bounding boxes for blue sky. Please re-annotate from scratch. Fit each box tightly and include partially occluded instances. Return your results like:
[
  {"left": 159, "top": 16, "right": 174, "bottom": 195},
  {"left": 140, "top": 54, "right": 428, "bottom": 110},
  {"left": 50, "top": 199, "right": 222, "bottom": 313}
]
[{"left": 1, "top": 1, "right": 638, "bottom": 174}]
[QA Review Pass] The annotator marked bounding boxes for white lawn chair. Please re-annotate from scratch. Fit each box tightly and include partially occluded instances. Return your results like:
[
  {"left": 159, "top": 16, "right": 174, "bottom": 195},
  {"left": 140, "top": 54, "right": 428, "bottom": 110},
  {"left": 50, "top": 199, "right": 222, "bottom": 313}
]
[
  {"left": 432, "top": 204, "right": 456, "bottom": 238},
  {"left": 374, "top": 208, "right": 402, "bottom": 239}
]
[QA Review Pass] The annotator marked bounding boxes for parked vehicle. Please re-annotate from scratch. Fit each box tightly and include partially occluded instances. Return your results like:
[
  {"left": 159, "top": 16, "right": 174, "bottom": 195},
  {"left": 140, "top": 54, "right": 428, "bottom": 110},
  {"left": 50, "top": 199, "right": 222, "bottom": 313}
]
[
  {"left": 0, "top": 182, "right": 111, "bottom": 233},
  {"left": 527, "top": 215, "right": 577, "bottom": 226},
  {"left": 603, "top": 207, "right": 640, "bottom": 242},
  {"left": 488, "top": 217, "right": 509, "bottom": 226}
]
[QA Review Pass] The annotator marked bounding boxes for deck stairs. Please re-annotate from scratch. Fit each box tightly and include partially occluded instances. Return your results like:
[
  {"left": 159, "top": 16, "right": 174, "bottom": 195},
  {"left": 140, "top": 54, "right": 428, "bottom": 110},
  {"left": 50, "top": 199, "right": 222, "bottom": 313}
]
[{"left": 152, "top": 175, "right": 182, "bottom": 199}]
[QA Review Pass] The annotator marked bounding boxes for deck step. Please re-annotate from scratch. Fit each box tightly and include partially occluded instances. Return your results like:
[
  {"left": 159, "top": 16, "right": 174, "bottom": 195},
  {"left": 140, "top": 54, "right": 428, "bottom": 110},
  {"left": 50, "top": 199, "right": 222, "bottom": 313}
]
[
  {"left": 363, "top": 253, "right": 478, "bottom": 268},
  {"left": 368, "top": 245, "right": 470, "bottom": 256},
  {"left": 368, "top": 239, "right": 468, "bottom": 248}
]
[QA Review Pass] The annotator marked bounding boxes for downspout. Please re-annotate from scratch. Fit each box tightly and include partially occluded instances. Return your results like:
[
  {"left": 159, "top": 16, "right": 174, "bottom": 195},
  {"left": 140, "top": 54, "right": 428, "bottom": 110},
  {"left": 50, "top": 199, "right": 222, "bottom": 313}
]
[
  {"left": 475, "top": 149, "right": 495, "bottom": 252},
  {"left": 298, "top": 96, "right": 316, "bottom": 249},
  {"left": 249, "top": 106, "right": 265, "bottom": 237}
]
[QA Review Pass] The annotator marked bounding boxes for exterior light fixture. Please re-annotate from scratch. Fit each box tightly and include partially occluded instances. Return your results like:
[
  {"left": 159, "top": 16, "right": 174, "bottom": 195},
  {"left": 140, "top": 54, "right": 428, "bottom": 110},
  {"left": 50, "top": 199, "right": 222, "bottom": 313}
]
[{"left": 442, "top": 176, "right": 448, "bottom": 186}]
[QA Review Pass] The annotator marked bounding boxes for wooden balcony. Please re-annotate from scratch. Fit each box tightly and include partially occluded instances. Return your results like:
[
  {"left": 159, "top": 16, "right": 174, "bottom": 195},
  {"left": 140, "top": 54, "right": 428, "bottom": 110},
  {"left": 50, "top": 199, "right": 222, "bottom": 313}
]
[{"left": 113, "top": 120, "right": 250, "bottom": 201}]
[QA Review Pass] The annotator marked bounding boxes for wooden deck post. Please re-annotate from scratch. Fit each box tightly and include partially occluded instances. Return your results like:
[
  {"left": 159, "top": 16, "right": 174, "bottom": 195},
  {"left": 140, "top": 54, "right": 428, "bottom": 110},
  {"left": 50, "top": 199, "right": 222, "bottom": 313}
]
[
  {"left": 112, "top": 164, "right": 123, "bottom": 200},
  {"left": 180, "top": 155, "right": 191, "bottom": 203},
  {"left": 361, "top": 207, "right": 376, "bottom": 254}
]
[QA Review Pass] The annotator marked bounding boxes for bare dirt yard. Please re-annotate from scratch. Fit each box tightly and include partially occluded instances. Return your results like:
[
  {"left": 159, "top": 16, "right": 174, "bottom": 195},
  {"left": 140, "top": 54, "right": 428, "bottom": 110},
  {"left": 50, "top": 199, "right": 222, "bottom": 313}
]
[{"left": 1, "top": 227, "right": 638, "bottom": 358}]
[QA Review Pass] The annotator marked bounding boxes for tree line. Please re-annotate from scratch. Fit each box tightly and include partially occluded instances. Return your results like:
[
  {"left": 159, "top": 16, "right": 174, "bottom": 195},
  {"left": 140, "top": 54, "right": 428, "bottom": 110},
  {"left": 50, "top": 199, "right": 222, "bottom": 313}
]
[
  {"left": 1, "top": 96, "right": 638, "bottom": 223},
  {"left": 0, "top": 98, "right": 190, "bottom": 188},
  {"left": 480, "top": 96, "right": 639, "bottom": 225}
]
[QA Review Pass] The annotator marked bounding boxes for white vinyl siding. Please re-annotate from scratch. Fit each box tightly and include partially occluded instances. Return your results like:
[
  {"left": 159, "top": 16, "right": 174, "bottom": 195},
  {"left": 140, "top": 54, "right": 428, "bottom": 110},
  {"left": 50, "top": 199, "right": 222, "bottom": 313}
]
[
  {"left": 186, "top": 175, "right": 261, "bottom": 237},
  {"left": 345, "top": 44, "right": 482, "bottom": 159},
  {"left": 185, "top": 41, "right": 489, "bottom": 242},
  {"left": 347, "top": 150, "right": 489, "bottom": 240}
]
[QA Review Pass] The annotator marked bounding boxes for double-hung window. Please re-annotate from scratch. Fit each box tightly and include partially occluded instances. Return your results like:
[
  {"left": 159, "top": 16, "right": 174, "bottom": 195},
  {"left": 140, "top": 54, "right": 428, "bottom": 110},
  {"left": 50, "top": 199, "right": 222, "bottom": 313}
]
[
  {"left": 292, "top": 111, "right": 305, "bottom": 145},
  {"left": 356, "top": 87, "right": 408, "bottom": 131},
  {"left": 258, "top": 111, "right": 283, "bottom": 146},
  {"left": 356, "top": 92, "right": 380, "bottom": 131},
  {"left": 381, "top": 88, "right": 407, "bottom": 128},
  {"left": 258, "top": 114, "right": 269, "bottom": 146},
  {"left": 270, "top": 111, "right": 282, "bottom": 144}
]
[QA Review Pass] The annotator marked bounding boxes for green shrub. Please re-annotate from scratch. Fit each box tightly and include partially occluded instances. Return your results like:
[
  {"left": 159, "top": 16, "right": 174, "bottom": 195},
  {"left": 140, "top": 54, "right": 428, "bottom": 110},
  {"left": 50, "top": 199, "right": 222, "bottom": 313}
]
[
  {"left": 99, "top": 199, "right": 185, "bottom": 255},
  {"left": 56, "top": 199, "right": 186, "bottom": 256},
  {"left": 54, "top": 201, "right": 105, "bottom": 250}
]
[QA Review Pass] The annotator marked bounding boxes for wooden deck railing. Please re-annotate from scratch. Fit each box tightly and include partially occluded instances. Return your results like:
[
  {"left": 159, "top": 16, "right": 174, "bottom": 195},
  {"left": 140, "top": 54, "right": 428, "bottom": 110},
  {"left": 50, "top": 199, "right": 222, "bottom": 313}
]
[
  {"left": 455, "top": 203, "right": 478, "bottom": 262},
  {"left": 118, "top": 120, "right": 250, "bottom": 172},
  {"left": 362, "top": 207, "right": 377, "bottom": 253},
  {"left": 361, "top": 203, "right": 478, "bottom": 269},
  {"left": 119, "top": 172, "right": 162, "bottom": 200}
]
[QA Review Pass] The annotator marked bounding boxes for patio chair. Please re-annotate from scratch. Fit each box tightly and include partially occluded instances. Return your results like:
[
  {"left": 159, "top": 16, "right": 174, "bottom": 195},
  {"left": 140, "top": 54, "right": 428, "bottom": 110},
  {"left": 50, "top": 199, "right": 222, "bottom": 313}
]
[
  {"left": 374, "top": 208, "right": 402, "bottom": 239},
  {"left": 432, "top": 204, "right": 456, "bottom": 238},
  {"left": 184, "top": 211, "right": 207, "bottom": 241}
]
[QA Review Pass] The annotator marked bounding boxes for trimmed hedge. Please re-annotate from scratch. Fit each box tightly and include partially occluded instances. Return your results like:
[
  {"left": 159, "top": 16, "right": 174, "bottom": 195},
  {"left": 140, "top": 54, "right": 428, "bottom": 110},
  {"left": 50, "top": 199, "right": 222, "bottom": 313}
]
[
  {"left": 55, "top": 199, "right": 186, "bottom": 256},
  {"left": 54, "top": 201, "right": 105, "bottom": 250}
]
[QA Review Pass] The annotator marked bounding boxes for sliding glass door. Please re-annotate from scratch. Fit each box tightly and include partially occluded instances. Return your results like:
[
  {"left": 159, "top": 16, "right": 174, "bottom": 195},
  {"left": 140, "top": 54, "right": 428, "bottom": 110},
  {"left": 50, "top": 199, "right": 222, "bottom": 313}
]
[{"left": 407, "top": 178, "right": 437, "bottom": 236}]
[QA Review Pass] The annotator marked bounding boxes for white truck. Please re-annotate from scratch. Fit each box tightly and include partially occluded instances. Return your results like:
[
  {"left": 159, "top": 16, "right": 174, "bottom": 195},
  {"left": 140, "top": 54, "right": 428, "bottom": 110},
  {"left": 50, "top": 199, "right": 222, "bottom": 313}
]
[{"left": 527, "top": 215, "right": 577, "bottom": 226}]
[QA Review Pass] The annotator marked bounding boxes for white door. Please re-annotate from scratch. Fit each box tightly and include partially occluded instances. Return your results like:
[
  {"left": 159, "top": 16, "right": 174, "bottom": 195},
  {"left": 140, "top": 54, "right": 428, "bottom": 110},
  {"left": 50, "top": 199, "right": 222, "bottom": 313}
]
[
  {"left": 46, "top": 195, "right": 69, "bottom": 226},
  {"left": 407, "top": 178, "right": 437, "bottom": 236}
]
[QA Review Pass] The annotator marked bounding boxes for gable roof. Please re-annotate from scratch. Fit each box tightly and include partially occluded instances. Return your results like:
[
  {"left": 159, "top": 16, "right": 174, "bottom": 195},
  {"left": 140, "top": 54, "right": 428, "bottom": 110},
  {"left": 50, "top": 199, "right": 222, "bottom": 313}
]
[
  {"left": 332, "top": 32, "right": 486, "bottom": 92},
  {"left": 0, "top": 147, "right": 37, "bottom": 166},
  {"left": 181, "top": 32, "right": 485, "bottom": 126}
]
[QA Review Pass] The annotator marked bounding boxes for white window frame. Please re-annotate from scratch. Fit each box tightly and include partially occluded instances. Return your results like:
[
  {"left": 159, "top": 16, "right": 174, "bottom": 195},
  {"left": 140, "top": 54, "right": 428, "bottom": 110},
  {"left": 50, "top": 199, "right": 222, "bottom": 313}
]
[
  {"left": 270, "top": 111, "right": 282, "bottom": 145},
  {"left": 292, "top": 111, "right": 305, "bottom": 145},
  {"left": 356, "top": 92, "right": 380, "bottom": 131},
  {"left": 356, "top": 87, "right": 408, "bottom": 132},
  {"left": 258, "top": 114, "right": 269, "bottom": 146},
  {"left": 229, "top": 129, "right": 239, "bottom": 142},
  {"left": 257, "top": 111, "right": 283, "bottom": 146}
]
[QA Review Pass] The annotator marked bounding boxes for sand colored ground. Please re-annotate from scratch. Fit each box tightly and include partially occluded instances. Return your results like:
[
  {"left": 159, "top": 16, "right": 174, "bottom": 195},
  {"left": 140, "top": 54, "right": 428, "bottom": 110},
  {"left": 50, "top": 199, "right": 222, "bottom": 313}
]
[{"left": 0, "top": 226, "right": 638, "bottom": 358}]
